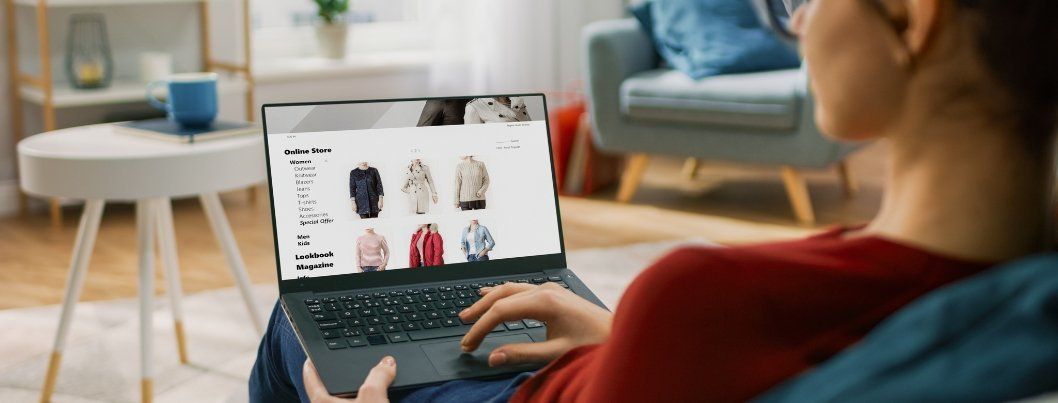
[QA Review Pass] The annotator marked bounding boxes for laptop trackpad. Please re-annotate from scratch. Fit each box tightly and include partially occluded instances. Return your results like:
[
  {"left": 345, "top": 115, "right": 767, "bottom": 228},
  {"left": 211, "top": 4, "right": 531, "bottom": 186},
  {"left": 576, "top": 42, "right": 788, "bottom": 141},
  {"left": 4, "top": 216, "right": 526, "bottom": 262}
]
[{"left": 421, "top": 333, "right": 535, "bottom": 376}]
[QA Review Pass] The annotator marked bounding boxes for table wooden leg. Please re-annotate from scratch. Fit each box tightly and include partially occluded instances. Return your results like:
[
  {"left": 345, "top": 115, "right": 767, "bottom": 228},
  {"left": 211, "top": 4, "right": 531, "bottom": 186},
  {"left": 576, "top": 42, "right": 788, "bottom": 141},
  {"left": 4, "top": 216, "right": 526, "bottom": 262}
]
[
  {"left": 154, "top": 198, "right": 188, "bottom": 364},
  {"left": 199, "top": 192, "right": 264, "bottom": 334},
  {"left": 39, "top": 199, "right": 105, "bottom": 403},
  {"left": 136, "top": 199, "right": 156, "bottom": 403}
]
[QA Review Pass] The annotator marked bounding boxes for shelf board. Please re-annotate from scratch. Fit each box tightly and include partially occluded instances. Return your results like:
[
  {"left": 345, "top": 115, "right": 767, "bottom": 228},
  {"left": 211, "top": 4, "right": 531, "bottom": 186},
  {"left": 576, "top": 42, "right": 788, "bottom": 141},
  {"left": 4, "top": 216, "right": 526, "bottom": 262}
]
[
  {"left": 18, "top": 77, "right": 248, "bottom": 108},
  {"left": 13, "top": 0, "right": 202, "bottom": 7}
]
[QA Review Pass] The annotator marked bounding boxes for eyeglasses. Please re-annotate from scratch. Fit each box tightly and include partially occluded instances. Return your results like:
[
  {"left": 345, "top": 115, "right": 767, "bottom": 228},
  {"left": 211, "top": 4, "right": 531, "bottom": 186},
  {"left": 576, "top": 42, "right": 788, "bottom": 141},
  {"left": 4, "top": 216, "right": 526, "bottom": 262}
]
[
  {"left": 752, "top": 0, "right": 891, "bottom": 43},
  {"left": 751, "top": 0, "right": 805, "bottom": 43}
]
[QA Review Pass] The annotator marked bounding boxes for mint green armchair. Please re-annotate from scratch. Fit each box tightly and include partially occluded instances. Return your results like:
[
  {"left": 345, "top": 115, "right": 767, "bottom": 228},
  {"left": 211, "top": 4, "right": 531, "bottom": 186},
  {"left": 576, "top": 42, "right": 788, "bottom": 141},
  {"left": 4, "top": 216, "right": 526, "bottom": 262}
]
[{"left": 583, "top": 19, "right": 862, "bottom": 225}]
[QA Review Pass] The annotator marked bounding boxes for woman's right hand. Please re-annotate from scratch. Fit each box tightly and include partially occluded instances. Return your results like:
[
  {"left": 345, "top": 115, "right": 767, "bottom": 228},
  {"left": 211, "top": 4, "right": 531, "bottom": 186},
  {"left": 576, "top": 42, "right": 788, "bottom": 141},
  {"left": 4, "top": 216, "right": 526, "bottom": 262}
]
[{"left": 459, "top": 283, "right": 612, "bottom": 367}]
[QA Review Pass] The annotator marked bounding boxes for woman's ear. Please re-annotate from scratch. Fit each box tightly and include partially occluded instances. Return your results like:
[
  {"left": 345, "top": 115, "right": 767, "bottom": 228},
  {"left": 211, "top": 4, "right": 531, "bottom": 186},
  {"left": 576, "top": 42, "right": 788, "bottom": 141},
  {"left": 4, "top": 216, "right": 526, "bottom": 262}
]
[
  {"left": 880, "top": 0, "right": 942, "bottom": 67},
  {"left": 904, "top": 0, "right": 942, "bottom": 56}
]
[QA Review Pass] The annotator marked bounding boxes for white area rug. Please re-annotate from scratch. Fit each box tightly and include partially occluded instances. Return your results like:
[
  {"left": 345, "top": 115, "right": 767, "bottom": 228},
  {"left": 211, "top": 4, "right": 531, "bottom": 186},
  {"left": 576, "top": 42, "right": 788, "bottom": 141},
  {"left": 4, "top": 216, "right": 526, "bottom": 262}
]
[{"left": 0, "top": 239, "right": 712, "bottom": 403}]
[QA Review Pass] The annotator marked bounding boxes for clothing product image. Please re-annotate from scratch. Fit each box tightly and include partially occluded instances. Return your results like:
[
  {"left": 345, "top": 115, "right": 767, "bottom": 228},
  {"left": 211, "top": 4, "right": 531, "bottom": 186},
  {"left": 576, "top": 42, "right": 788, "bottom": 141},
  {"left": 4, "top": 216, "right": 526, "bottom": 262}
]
[
  {"left": 417, "top": 98, "right": 472, "bottom": 126},
  {"left": 355, "top": 231, "right": 389, "bottom": 270},
  {"left": 454, "top": 158, "right": 489, "bottom": 206},
  {"left": 463, "top": 97, "right": 532, "bottom": 124},
  {"left": 460, "top": 224, "right": 495, "bottom": 260},
  {"left": 401, "top": 161, "right": 438, "bottom": 214},
  {"left": 409, "top": 228, "right": 444, "bottom": 268},
  {"left": 459, "top": 200, "right": 486, "bottom": 211},
  {"left": 349, "top": 166, "right": 384, "bottom": 217}
]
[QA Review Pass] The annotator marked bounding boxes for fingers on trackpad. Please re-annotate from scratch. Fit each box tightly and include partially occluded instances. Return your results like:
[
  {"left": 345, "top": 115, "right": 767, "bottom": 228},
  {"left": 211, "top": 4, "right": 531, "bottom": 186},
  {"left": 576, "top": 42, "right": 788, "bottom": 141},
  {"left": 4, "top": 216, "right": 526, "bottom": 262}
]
[{"left": 420, "top": 333, "right": 534, "bottom": 376}]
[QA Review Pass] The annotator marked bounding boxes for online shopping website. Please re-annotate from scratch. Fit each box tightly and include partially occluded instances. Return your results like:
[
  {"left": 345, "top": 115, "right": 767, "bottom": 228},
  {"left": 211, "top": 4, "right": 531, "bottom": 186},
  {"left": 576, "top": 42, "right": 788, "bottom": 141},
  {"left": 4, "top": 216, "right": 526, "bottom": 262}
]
[{"left": 267, "top": 96, "right": 562, "bottom": 280}]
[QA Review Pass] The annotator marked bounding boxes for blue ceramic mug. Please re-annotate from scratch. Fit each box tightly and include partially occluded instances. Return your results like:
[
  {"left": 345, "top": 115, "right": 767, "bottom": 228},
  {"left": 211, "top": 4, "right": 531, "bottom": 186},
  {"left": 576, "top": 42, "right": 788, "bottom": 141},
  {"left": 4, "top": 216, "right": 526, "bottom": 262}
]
[{"left": 146, "top": 72, "right": 218, "bottom": 128}]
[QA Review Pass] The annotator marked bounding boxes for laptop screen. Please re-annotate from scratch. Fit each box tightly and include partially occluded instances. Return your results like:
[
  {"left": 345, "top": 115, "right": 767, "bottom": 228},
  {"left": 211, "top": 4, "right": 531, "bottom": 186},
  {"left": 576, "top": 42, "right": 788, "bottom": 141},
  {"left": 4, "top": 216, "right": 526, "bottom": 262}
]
[{"left": 263, "top": 96, "right": 562, "bottom": 281}]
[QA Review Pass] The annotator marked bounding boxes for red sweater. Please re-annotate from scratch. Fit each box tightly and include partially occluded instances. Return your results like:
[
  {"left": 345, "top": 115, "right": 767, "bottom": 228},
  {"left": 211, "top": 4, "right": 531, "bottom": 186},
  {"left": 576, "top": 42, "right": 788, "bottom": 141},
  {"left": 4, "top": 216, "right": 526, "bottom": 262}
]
[{"left": 511, "top": 228, "right": 990, "bottom": 402}]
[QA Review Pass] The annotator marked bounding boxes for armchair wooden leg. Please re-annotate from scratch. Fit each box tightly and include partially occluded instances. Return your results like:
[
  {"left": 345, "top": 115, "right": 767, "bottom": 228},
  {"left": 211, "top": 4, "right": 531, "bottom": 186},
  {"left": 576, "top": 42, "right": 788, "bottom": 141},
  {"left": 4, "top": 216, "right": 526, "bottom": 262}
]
[
  {"left": 50, "top": 199, "right": 63, "bottom": 228},
  {"left": 617, "top": 154, "right": 650, "bottom": 203},
  {"left": 681, "top": 158, "right": 701, "bottom": 180},
  {"left": 837, "top": 160, "right": 858, "bottom": 198},
  {"left": 780, "top": 166, "right": 816, "bottom": 226}
]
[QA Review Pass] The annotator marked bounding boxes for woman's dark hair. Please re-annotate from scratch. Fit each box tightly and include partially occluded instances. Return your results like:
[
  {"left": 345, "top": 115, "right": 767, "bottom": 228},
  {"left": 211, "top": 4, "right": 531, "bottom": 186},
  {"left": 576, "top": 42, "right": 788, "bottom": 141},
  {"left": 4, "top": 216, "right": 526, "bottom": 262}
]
[{"left": 957, "top": 0, "right": 1058, "bottom": 150}]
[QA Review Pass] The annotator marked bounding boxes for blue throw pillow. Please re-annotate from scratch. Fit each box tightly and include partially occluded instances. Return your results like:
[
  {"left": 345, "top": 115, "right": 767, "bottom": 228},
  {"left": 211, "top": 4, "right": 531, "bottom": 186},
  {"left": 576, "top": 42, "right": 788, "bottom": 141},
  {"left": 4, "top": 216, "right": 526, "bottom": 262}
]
[{"left": 647, "top": 0, "right": 801, "bottom": 79}]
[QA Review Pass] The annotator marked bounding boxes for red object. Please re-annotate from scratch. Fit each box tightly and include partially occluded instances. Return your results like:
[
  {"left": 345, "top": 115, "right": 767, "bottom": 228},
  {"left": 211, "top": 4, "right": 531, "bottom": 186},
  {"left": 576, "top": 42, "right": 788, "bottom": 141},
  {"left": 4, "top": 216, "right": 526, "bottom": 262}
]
[
  {"left": 549, "top": 101, "right": 586, "bottom": 191},
  {"left": 409, "top": 230, "right": 444, "bottom": 268},
  {"left": 511, "top": 228, "right": 991, "bottom": 402}
]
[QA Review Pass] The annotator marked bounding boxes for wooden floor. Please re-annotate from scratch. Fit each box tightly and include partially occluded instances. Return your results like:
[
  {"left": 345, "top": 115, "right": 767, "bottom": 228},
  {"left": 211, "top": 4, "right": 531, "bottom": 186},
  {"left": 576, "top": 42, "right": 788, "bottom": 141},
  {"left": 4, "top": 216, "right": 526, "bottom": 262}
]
[{"left": 0, "top": 143, "right": 887, "bottom": 310}]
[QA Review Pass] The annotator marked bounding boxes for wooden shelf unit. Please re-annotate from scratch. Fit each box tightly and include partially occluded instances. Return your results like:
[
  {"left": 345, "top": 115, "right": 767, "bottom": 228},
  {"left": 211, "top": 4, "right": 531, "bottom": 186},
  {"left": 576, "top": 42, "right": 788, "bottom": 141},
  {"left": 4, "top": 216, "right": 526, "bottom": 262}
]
[{"left": 4, "top": 0, "right": 256, "bottom": 227}]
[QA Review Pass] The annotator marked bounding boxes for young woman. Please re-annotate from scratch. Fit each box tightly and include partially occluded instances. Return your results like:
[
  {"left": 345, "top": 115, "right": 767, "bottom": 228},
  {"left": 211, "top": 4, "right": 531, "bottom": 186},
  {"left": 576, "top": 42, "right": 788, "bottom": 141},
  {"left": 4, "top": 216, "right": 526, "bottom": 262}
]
[{"left": 250, "top": 0, "right": 1058, "bottom": 401}]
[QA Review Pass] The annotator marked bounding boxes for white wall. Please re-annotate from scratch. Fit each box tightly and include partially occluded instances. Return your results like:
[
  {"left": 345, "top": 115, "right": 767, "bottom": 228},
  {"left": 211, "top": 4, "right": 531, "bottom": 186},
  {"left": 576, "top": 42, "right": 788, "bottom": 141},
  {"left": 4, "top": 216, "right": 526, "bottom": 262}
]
[{"left": 0, "top": 0, "right": 625, "bottom": 215}]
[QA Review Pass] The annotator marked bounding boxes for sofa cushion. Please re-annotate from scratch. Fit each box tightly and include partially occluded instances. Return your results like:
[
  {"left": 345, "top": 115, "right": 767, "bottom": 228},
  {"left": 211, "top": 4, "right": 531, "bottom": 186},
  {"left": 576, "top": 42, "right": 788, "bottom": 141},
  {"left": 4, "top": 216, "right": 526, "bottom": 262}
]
[
  {"left": 649, "top": 0, "right": 801, "bottom": 79},
  {"left": 620, "top": 68, "right": 802, "bottom": 130}
]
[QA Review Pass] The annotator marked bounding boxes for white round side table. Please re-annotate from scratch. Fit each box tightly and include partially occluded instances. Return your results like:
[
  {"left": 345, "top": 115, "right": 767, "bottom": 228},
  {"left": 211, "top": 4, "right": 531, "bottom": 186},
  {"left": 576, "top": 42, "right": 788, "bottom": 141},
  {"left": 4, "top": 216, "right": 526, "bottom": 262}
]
[{"left": 18, "top": 123, "right": 268, "bottom": 403}]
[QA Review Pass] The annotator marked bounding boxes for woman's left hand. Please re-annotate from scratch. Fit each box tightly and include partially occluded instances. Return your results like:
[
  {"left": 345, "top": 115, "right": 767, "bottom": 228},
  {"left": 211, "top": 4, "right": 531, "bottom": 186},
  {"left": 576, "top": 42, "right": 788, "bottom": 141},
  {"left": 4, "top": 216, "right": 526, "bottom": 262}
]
[{"left": 303, "top": 357, "right": 396, "bottom": 403}]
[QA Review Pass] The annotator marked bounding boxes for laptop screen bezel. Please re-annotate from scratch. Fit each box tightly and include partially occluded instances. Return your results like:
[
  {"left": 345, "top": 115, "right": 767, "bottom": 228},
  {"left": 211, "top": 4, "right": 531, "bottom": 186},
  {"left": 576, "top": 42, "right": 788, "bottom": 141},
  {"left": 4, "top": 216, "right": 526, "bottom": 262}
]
[{"left": 261, "top": 94, "right": 568, "bottom": 295}]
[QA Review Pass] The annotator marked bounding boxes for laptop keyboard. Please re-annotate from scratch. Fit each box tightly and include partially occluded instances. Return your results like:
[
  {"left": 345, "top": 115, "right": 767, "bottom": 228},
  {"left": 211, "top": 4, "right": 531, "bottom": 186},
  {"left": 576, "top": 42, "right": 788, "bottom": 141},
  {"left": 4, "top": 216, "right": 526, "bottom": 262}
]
[{"left": 303, "top": 275, "right": 565, "bottom": 349}]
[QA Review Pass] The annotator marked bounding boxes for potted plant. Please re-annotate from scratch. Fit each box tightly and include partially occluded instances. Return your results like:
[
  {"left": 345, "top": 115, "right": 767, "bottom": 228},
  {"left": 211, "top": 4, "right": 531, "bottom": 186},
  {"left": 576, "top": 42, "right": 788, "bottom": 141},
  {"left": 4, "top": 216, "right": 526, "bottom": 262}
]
[{"left": 313, "top": 0, "right": 350, "bottom": 59}]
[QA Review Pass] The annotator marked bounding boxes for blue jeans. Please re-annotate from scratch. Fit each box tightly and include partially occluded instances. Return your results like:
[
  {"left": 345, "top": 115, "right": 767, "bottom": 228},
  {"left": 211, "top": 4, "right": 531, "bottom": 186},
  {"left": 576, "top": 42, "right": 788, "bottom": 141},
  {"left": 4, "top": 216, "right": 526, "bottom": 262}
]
[
  {"left": 362, "top": 266, "right": 379, "bottom": 273},
  {"left": 249, "top": 301, "right": 529, "bottom": 403},
  {"left": 467, "top": 254, "right": 490, "bottom": 262}
]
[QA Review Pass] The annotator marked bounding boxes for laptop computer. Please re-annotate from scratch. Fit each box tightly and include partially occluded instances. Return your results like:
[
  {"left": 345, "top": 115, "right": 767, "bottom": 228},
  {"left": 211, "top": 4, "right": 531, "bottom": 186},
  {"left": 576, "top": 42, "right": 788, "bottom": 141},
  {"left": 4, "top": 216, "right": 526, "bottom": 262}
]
[{"left": 261, "top": 94, "right": 607, "bottom": 397}]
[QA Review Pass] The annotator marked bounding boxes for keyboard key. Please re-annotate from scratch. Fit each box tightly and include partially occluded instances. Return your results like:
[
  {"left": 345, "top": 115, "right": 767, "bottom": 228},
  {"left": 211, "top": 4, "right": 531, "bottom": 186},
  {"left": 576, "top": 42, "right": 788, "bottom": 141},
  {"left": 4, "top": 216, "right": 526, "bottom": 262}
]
[
  {"left": 434, "top": 301, "right": 452, "bottom": 309},
  {"left": 324, "top": 303, "right": 341, "bottom": 311},
  {"left": 311, "top": 312, "right": 336, "bottom": 321},
  {"left": 389, "top": 291, "right": 403, "bottom": 297},
  {"left": 383, "top": 324, "right": 401, "bottom": 333},
  {"left": 356, "top": 294, "right": 370, "bottom": 300},
  {"left": 407, "top": 289, "right": 421, "bottom": 295},
  {"left": 408, "top": 326, "right": 469, "bottom": 341},
  {"left": 547, "top": 276, "right": 562, "bottom": 282},
  {"left": 454, "top": 284, "right": 468, "bottom": 290},
  {"left": 492, "top": 325, "right": 506, "bottom": 333},
  {"left": 307, "top": 305, "right": 323, "bottom": 313},
  {"left": 405, "top": 313, "right": 423, "bottom": 321},
  {"left": 460, "top": 317, "right": 477, "bottom": 325},
  {"left": 385, "top": 315, "right": 403, "bottom": 323},
  {"left": 367, "top": 334, "right": 388, "bottom": 345},
  {"left": 438, "top": 286, "right": 454, "bottom": 292},
  {"left": 358, "top": 308, "right": 376, "bottom": 317},
  {"left": 425, "top": 311, "right": 442, "bottom": 320},
  {"left": 523, "top": 319, "right": 544, "bottom": 328},
  {"left": 343, "top": 301, "right": 361, "bottom": 310},
  {"left": 443, "top": 309, "right": 459, "bottom": 317},
  {"left": 440, "top": 292, "right": 455, "bottom": 300},
  {"left": 388, "top": 333, "right": 409, "bottom": 343},
  {"left": 367, "top": 317, "right": 383, "bottom": 325},
  {"left": 422, "top": 320, "right": 441, "bottom": 328},
  {"left": 420, "top": 294, "right": 436, "bottom": 302},
  {"left": 318, "top": 321, "right": 343, "bottom": 330},
  {"left": 322, "top": 297, "right": 338, "bottom": 303},
  {"left": 347, "top": 336, "right": 367, "bottom": 347},
  {"left": 340, "top": 311, "right": 356, "bottom": 319},
  {"left": 304, "top": 298, "right": 320, "bottom": 305},
  {"left": 421, "top": 287, "right": 437, "bottom": 293},
  {"left": 347, "top": 318, "right": 364, "bottom": 327},
  {"left": 416, "top": 304, "right": 431, "bottom": 311},
  {"left": 342, "top": 328, "right": 362, "bottom": 337},
  {"left": 402, "top": 322, "right": 421, "bottom": 331},
  {"left": 373, "top": 292, "right": 386, "bottom": 298},
  {"left": 363, "top": 326, "right": 381, "bottom": 335},
  {"left": 321, "top": 329, "right": 341, "bottom": 339},
  {"left": 380, "top": 307, "right": 397, "bottom": 315},
  {"left": 455, "top": 299, "right": 472, "bottom": 307},
  {"left": 441, "top": 318, "right": 460, "bottom": 327},
  {"left": 398, "top": 305, "right": 414, "bottom": 313},
  {"left": 339, "top": 295, "right": 354, "bottom": 302},
  {"left": 326, "top": 340, "right": 346, "bottom": 349},
  {"left": 470, "top": 283, "right": 483, "bottom": 289},
  {"left": 504, "top": 321, "right": 526, "bottom": 330}
]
